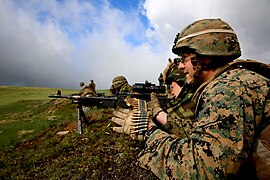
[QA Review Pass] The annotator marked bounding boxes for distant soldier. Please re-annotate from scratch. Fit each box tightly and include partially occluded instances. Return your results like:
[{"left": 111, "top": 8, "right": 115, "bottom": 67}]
[
  {"left": 89, "top": 79, "right": 97, "bottom": 96},
  {"left": 110, "top": 76, "right": 132, "bottom": 95},
  {"left": 158, "top": 73, "right": 164, "bottom": 86},
  {"left": 79, "top": 82, "right": 96, "bottom": 97},
  {"left": 57, "top": 89, "right": 61, "bottom": 95},
  {"left": 78, "top": 81, "right": 97, "bottom": 124}
]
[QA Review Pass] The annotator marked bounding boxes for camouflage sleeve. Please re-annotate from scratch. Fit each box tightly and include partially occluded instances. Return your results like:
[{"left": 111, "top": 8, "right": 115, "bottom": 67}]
[
  {"left": 162, "top": 113, "right": 193, "bottom": 139},
  {"left": 162, "top": 85, "right": 197, "bottom": 137},
  {"left": 137, "top": 69, "right": 270, "bottom": 179}
]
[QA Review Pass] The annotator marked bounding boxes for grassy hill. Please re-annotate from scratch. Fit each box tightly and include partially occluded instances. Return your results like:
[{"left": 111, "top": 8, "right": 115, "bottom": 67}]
[{"left": 0, "top": 86, "right": 157, "bottom": 179}]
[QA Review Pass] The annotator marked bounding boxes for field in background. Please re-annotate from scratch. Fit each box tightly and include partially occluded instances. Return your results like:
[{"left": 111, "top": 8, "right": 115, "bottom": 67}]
[
  {"left": 0, "top": 86, "right": 157, "bottom": 179},
  {"left": 0, "top": 86, "right": 108, "bottom": 147},
  {"left": 0, "top": 86, "right": 78, "bottom": 106}
]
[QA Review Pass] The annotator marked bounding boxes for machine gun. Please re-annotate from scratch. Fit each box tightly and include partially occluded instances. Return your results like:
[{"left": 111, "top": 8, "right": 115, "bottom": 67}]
[{"left": 48, "top": 81, "right": 168, "bottom": 134}]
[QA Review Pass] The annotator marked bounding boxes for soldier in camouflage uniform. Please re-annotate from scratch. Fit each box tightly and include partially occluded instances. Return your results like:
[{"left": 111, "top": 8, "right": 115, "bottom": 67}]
[
  {"left": 110, "top": 76, "right": 132, "bottom": 95},
  {"left": 111, "top": 18, "right": 270, "bottom": 179},
  {"left": 146, "top": 58, "right": 187, "bottom": 132},
  {"left": 158, "top": 73, "right": 164, "bottom": 87},
  {"left": 162, "top": 58, "right": 185, "bottom": 98},
  {"left": 79, "top": 82, "right": 96, "bottom": 97},
  {"left": 88, "top": 79, "right": 97, "bottom": 96},
  {"left": 156, "top": 57, "right": 198, "bottom": 138}
]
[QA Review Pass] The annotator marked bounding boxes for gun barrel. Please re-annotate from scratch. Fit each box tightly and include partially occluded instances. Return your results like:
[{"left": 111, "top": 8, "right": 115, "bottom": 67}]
[{"left": 48, "top": 94, "right": 128, "bottom": 108}]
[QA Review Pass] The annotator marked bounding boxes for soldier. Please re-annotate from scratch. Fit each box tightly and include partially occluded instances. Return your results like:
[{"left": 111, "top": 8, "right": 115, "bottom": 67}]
[
  {"left": 153, "top": 57, "right": 197, "bottom": 137},
  {"left": 79, "top": 81, "right": 97, "bottom": 97},
  {"left": 111, "top": 18, "right": 270, "bottom": 179},
  {"left": 110, "top": 76, "right": 132, "bottom": 95},
  {"left": 158, "top": 73, "right": 164, "bottom": 87},
  {"left": 89, "top": 79, "right": 97, "bottom": 96},
  {"left": 162, "top": 58, "right": 186, "bottom": 98}
]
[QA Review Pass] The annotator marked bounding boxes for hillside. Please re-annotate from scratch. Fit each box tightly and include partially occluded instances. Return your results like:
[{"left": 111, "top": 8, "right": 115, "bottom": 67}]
[{"left": 0, "top": 86, "right": 158, "bottom": 179}]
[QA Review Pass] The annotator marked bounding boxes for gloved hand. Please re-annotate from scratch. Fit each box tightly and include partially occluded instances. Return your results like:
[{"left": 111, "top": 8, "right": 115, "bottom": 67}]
[
  {"left": 162, "top": 58, "right": 175, "bottom": 83},
  {"left": 111, "top": 98, "right": 156, "bottom": 141},
  {"left": 147, "top": 92, "right": 163, "bottom": 119},
  {"left": 111, "top": 108, "right": 133, "bottom": 135}
]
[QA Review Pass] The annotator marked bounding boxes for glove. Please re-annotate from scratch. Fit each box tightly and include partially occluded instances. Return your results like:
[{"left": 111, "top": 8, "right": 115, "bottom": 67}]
[
  {"left": 112, "top": 108, "right": 133, "bottom": 134},
  {"left": 111, "top": 98, "right": 156, "bottom": 141},
  {"left": 162, "top": 58, "right": 175, "bottom": 83},
  {"left": 147, "top": 92, "right": 163, "bottom": 119}
]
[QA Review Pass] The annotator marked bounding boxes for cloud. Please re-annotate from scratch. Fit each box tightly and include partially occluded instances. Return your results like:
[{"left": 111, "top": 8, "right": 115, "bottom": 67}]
[
  {"left": 0, "top": 0, "right": 269, "bottom": 90},
  {"left": 0, "top": 0, "right": 169, "bottom": 90},
  {"left": 0, "top": 1, "right": 77, "bottom": 88},
  {"left": 144, "top": 0, "right": 270, "bottom": 64}
]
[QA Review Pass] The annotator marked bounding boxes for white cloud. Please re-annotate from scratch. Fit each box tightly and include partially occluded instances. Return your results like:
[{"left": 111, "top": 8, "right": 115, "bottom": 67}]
[
  {"left": 0, "top": 0, "right": 269, "bottom": 91},
  {"left": 144, "top": 0, "right": 270, "bottom": 64}
]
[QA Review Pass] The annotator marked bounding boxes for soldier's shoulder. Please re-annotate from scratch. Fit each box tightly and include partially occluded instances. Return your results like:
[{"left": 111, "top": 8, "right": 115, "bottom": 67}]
[{"left": 217, "top": 68, "right": 269, "bottom": 85}]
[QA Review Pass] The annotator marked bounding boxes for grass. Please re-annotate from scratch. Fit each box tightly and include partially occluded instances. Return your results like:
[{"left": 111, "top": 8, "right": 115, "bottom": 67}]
[
  {"left": 0, "top": 86, "right": 76, "bottom": 147},
  {"left": 0, "top": 86, "right": 109, "bottom": 147},
  {"left": 0, "top": 86, "right": 77, "bottom": 106},
  {"left": 0, "top": 86, "right": 158, "bottom": 179}
]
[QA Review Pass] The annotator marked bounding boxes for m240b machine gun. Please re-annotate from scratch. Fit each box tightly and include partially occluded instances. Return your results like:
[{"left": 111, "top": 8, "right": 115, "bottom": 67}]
[{"left": 48, "top": 82, "right": 168, "bottom": 134}]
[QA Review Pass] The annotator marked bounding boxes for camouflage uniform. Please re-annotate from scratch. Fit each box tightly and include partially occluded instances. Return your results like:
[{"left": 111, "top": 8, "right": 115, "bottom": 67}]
[
  {"left": 162, "top": 83, "right": 197, "bottom": 138},
  {"left": 161, "top": 58, "right": 197, "bottom": 138},
  {"left": 158, "top": 73, "right": 164, "bottom": 86},
  {"left": 110, "top": 76, "right": 132, "bottom": 95},
  {"left": 79, "top": 82, "right": 96, "bottom": 97},
  {"left": 89, "top": 80, "right": 97, "bottom": 96},
  {"left": 137, "top": 18, "right": 270, "bottom": 179},
  {"left": 138, "top": 62, "right": 270, "bottom": 179}
]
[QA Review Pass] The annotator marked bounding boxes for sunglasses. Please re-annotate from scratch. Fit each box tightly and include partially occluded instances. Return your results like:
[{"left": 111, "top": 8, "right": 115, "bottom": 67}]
[{"left": 174, "top": 56, "right": 191, "bottom": 65}]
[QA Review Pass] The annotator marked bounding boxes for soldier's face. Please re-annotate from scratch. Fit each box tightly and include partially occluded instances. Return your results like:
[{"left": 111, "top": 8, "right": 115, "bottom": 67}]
[
  {"left": 178, "top": 53, "right": 195, "bottom": 84},
  {"left": 171, "top": 81, "right": 181, "bottom": 98}
]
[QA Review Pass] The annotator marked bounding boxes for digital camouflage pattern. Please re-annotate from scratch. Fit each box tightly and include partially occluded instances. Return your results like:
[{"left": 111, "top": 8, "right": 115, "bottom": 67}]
[
  {"left": 137, "top": 67, "right": 270, "bottom": 179},
  {"left": 110, "top": 76, "right": 132, "bottom": 94},
  {"left": 162, "top": 83, "right": 197, "bottom": 138},
  {"left": 172, "top": 18, "right": 241, "bottom": 61}
]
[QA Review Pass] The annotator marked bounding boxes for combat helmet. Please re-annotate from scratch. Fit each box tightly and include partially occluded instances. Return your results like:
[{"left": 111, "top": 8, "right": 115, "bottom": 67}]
[
  {"left": 111, "top": 76, "right": 128, "bottom": 89},
  {"left": 80, "top": 82, "right": 84, "bottom": 87},
  {"left": 172, "top": 18, "right": 241, "bottom": 61}
]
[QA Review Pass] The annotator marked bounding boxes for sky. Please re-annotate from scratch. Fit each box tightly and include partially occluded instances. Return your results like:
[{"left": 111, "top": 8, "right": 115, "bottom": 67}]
[{"left": 0, "top": 0, "right": 269, "bottom": 90}]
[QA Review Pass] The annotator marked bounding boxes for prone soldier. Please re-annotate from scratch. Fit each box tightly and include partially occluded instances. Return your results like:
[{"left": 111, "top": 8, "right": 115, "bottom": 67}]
[
  {"left": 110, "top": 76, "right": 132, "bottom": 95},
  {"left": 79, "top": 82, "right": 97, "bottom": 97}
]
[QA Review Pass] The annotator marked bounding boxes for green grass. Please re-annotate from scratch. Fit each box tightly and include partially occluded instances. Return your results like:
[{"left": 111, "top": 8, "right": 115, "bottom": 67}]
[
  {"left": 0, "top": 86, "right": 80, "bottom": 106},
  {"left": 0, "top": 86, "right": 158, "bottom": 179},
  {"left": 0, "top": 86, "right": 108, "bottom": 148}
]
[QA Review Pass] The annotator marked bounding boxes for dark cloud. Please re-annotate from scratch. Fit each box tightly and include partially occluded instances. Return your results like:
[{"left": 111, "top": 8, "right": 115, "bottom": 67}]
[{"left": 0, "top": 0, "right": 269, "bottom": 90}]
